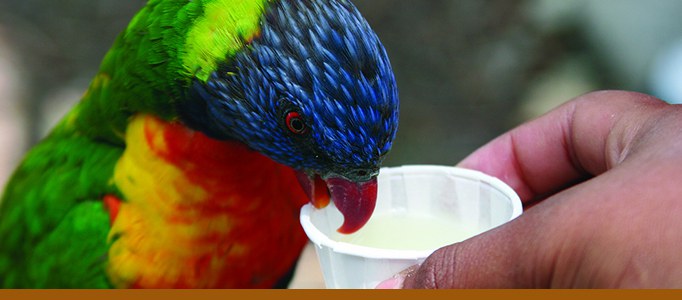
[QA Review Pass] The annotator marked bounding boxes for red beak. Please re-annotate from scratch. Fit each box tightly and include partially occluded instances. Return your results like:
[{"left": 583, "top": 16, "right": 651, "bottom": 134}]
[{"left": 295, "top": 171, "right": 378, "bottom": 234}]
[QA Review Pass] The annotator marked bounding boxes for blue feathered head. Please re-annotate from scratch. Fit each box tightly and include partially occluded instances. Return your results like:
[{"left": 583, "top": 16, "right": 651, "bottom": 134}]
[{"left": 182, "top": 0, "right": 399, "bottom": 233}]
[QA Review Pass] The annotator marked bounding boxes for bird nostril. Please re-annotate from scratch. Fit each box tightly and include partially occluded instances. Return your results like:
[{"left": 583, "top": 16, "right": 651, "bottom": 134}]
[{"left": 341, "top": 168, "right": 378, "bottom": 181}]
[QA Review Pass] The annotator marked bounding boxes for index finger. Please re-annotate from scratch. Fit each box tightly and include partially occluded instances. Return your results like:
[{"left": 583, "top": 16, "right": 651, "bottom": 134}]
[{"left": 457, "top": 90, "right": 668, "bottom": 202}]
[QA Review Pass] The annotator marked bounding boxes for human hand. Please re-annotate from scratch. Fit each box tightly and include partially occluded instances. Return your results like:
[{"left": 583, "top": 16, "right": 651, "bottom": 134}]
[{"left": 378, "top": 91, "right": 682, "bottom": 288}]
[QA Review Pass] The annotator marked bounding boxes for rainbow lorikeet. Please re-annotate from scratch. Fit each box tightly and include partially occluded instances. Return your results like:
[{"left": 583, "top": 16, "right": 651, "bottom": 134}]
[{"left": 0, "top": 0, "right": 399, "bottom": 288}]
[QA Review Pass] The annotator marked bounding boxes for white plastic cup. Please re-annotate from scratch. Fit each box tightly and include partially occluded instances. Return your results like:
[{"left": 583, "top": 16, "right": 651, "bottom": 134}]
[{"left": 299, "top": 165, "right": 523, "bottom": 289}]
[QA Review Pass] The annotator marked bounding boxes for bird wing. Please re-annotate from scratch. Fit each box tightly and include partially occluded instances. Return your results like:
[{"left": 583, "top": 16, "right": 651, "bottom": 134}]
[{"left": 0, "top": 133, "right": 122, "bottom": 288}]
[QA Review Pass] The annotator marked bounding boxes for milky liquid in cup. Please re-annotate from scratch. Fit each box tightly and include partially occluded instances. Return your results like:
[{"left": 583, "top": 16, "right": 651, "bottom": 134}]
[{"left": 336, "top": 212, "right": 479, "bottom": 251}]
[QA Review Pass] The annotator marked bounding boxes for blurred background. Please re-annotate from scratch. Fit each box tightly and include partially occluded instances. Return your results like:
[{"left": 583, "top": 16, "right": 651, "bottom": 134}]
[{"left": 1, "top": 0, "right": 682, "bottom": 288}]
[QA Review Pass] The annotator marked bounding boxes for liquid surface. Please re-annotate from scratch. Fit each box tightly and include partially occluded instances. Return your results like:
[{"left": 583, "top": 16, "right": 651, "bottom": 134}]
[{"left": 336, "top": 212, "right": 479, "bottom": 251}]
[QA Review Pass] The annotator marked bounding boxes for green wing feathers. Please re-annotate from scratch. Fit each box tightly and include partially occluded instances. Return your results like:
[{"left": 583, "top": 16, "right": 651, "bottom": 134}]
[{"left": 0, "top": 134, "right": 121, "bottom": 287}]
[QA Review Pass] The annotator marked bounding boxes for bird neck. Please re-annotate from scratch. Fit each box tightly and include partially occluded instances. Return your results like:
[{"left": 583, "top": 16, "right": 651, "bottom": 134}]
[{"left": 49, "top": 0, "right": 270, "bottom": 145}]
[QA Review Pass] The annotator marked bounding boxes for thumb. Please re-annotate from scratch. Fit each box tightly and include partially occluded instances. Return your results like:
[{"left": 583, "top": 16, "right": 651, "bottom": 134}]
[{"left": 398, "top": 213, "right": 552, "bottom": 288}]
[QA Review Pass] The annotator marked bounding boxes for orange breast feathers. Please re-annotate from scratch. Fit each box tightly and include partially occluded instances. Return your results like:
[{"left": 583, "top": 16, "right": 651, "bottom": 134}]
[{"left": 106, "top": 114, "right": 308, "bottom": 288}]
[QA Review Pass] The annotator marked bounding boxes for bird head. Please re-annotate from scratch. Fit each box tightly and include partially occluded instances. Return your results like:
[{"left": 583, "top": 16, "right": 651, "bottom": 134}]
[{"left": 179, "top": 0, "right": 399, "bottom": 233}]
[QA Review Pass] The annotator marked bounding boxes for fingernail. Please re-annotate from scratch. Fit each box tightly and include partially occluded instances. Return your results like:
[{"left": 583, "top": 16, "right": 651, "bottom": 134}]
[{"left": 375, "top": 276, "right": 404, "bottom": 289}]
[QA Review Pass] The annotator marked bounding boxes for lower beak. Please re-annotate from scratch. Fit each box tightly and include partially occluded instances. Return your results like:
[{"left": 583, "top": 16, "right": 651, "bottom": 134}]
[{"left": 295, "top": 171, "right": 378, "bottom": 234}]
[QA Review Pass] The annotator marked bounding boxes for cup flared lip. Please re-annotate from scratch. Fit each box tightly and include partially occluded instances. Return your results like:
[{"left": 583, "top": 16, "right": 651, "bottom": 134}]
[{"left": 299, "top": 164, "right": 523, "bottom": 260}]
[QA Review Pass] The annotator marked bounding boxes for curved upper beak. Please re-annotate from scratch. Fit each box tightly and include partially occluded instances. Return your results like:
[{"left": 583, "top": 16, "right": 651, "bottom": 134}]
[{"left": 295, "top": 171, "right": 377, "bottom": 234}]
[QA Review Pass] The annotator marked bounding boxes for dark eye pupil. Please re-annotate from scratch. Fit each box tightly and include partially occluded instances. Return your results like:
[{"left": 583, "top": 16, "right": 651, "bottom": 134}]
[
  {"left": 290, "top": 119, "right": 304, "bottom": 131},
  {"left": 285, "top": 111, "right": 306, "bottom": 134}
]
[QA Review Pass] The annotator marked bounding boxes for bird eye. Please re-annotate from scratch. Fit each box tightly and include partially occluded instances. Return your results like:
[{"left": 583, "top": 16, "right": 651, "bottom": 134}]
[{"left": 285, "top": 111, "right": 307, "bottom": 134}]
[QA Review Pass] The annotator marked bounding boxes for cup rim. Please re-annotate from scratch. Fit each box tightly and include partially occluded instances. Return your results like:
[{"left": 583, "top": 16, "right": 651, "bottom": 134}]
[{"left": 299, "top": 164, "right": 523, "bottom": 260}]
